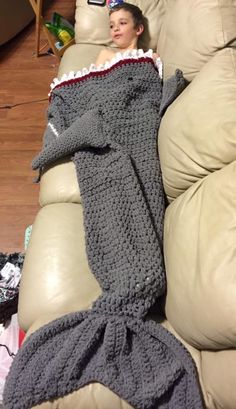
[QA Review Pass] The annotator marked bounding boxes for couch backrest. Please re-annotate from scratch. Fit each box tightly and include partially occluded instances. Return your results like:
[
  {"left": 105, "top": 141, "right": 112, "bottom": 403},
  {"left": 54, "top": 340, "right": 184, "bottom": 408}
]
[
  {"left": 74, "top": 0, "right": 236, "bottom": 80},
  {"left": 157, "top": 0, "right": 236, "bottom": 80}
]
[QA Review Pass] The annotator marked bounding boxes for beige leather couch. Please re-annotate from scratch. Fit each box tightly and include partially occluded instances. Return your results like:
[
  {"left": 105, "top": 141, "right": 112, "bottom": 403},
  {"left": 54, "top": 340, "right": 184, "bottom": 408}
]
[
  {"left": 19, "top": 1, "right": 236, "bottom": 408},
  {"left": 0, "top": 0, "right": 34, "bottom": 46}
]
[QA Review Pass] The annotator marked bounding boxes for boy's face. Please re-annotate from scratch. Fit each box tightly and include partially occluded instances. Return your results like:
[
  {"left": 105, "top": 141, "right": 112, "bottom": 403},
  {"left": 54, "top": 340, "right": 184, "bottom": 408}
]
[{"left": 109, "top": 9, "right": 143, "bottom": 49}]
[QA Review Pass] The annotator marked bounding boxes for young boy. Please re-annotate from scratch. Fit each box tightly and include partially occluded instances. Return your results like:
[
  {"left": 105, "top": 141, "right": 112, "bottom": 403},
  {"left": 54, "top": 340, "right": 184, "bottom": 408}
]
[{"left": 96, "top": 3, "right": 159, "bottom": 66}]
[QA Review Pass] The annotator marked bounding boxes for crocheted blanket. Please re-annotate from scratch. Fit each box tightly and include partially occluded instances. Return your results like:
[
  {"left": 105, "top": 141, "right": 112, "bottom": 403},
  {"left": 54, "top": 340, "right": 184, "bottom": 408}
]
[{"left": 3, "top": 52, "right": 204, "bottom": 409}]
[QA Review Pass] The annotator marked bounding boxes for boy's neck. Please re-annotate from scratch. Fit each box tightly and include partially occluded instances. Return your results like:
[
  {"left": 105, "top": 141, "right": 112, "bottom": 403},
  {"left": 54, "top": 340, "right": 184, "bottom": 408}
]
[
  {"left": 118, "top": 44, "right": 138, "bottom": 52},
  {"left": 117, "top": 38, "right": 138, "bottom": 52},
  {"left": 118, "top": 47, "right": 137, "bottom": 52}
]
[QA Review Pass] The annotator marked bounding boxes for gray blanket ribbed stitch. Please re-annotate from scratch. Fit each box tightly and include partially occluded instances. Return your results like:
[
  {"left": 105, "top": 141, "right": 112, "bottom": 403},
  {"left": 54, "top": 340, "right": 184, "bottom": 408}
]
[{"left": 3, "top": 58, "right": 204, "bottom": 409}]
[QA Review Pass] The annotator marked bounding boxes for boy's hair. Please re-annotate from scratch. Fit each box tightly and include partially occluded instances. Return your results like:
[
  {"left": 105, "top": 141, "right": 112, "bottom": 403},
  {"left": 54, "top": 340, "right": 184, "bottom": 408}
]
[{"left": 109, "top": 3, "right": 145, "bottom": 28}]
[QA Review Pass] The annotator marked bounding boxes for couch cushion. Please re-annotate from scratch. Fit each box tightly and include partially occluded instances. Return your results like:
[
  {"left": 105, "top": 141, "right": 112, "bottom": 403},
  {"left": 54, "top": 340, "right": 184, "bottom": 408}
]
[
  {"left": 201, "top": 349, "right": 236, "bottom": 409},
  {"left": 157, "top": 0, "right": 236, "bottom": 80},
  {"left": 159, "top": 47, "right": 236, "bottom": 202},
  {"left": 18, "top": 203, "right": 101, "bottom": 331},
  {"left": 164, "top": 160, "right": 236, "bottom": 350},
  {"left": 39, "top": 158, "right": 81, "bottom": 206},
  {"left": 161, "top": 321, "right": 236, "bottom": 409}
]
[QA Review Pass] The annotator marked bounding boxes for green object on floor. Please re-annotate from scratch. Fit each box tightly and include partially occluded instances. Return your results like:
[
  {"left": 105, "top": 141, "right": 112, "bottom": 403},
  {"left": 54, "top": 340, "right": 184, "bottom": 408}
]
[{"left": 24, "top": 225, "right": 32, "bottom": 250}]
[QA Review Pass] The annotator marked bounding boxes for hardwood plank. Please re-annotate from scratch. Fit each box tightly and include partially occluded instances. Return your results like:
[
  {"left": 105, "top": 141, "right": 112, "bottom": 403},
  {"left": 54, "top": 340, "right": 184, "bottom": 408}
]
[
  {"left": 0, "top": 206, "right": 39, "bottom": 253},
  {"left": 0, "top": 0, "right": 75, "bottom": 253},
  {"left": 0, "top": 177, "right": 39, "bottom": 206}
]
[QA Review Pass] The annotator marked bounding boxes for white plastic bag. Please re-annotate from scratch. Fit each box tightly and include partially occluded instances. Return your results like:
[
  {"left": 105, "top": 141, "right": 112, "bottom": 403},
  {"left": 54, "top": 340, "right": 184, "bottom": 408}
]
[{"left": 0, "top": 314, "right": 20, "bottom": 404}]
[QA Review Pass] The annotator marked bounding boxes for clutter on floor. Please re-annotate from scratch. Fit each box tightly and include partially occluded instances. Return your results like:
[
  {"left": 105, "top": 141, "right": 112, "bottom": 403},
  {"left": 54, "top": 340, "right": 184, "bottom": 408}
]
[
  {"left": 0, "top": 253, "right": 24, "bottom": 325},
  {"left": 0, "top": 314, "right": 24, "bottom": 405},
  {"left": 0, "top": 225, "right": 31, "bottom": 403}
]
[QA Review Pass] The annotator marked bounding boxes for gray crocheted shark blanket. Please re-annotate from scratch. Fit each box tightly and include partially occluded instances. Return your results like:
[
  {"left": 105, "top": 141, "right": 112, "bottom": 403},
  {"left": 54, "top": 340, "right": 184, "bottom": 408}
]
[{"left": 3, "top": 56, "right": 204, "bottom": 409}]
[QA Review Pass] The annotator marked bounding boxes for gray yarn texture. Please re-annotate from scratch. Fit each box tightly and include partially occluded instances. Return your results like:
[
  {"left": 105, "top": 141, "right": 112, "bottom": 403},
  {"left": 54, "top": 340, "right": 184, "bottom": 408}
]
[{"left": 3, "top": 58, "right": 204, "bottom": 409}]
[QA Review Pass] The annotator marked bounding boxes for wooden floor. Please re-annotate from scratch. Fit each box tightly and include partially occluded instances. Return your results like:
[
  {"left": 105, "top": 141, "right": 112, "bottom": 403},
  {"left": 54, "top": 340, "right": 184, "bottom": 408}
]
[{"left": 0, "top": 0, "right": 75, "bottom": 253}]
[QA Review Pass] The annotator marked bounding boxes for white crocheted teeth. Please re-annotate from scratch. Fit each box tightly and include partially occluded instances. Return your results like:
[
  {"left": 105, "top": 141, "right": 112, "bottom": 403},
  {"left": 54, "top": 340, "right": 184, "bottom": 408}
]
[{"left": 48, "top": 122, "right": 59, "bottom": 137}]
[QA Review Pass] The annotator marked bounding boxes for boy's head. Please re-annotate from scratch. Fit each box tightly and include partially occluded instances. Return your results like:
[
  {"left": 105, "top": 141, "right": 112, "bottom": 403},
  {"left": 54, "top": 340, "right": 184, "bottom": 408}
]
[
  {"left": 109, "top": 3, "right": 145, "bottom": 49},
  {"left": 109, "top": 3, "right": 145, "bottom": 29}
]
